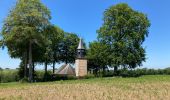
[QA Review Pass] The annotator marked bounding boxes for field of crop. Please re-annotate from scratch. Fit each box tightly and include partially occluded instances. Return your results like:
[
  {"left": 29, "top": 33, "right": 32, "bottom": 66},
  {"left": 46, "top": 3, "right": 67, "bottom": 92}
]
[{"left": 0, "top": 75, "right": 170, "bottom": 100}]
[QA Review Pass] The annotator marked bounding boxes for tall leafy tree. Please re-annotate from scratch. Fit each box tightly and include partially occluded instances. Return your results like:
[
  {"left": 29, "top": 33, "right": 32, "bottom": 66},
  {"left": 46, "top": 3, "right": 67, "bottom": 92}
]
[
  {"left": 59, "top": 32, "right": 79, "bottom": 64},
  {"left": 46, "top": 25, "right": 64, "bottom": 73},
  {"left": 1, "top": 0, "right": 51, "bottom": 82},
  {"left": 37, "top": 25, "right": 64, "bottom": 77},
  {"left": 87, "top": 41, "right": 110, "bottom": 76},
  {"left": 97, "top": 3, "right": 150, "bottom": 73}
]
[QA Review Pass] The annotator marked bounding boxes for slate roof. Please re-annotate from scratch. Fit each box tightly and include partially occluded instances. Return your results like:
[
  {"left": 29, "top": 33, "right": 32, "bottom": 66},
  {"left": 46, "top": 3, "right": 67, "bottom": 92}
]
[
  {"left": 77, "top": 38, "right": 85, "bottom": 49},
  {"left": 55, "top": 64, "right": 75, "bottom": 75}
]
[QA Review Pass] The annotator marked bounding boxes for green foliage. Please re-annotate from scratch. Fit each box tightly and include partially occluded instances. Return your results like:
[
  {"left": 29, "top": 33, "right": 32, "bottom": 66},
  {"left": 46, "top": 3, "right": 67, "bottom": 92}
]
[
  {"left": 59, "top": 32, "right": 80, "bottom": 64},
  {"left": 119, "top": 69, "right": 141, "bottom": 77},
  {"left": 49, "top": 26, "right": 64, "bottom": 63},
  {"left": 0, "top": 0, "right": 83, "bottom": 82},
  {"left": 0, "top": 40, "right": 2, "bottom": 48},
  {"left": 0, "top": 69, "right": 19, "bottom": 83},
  {"left": 43, "top": 71, "right": 53, "bottom": 81},
  {"left": 84, "top": 74, "right": 95, "bottom": 79},
  {"left": 34, "top": 70, "right": 45, "bottom": 82},
  {"left": 18, "top": 61, "right": 26, "bottom": 79},
  {"left": 53, "top": 75, "right": 77, "bottom": 80},
  {"left": 67, "top": 76, "right": 77, "bottom": 80},
  {"left": 1, "top": 0, "right": 51, "bottom": 58},
  {"left": 97, "top": 3, "right": 150, "bottom": 70},
  {"left": 19, "top": 77, "right": 29, "bottom": 83},
  {"left": 39, "top": 25, "right": 64, "bottom": 64},
  {"left": 1, "top": 68, "right": 170, "bottom": 83},
  {"left": 87, "top": 42, "right": 109, "bottom": 68},
  {"left": 0, "top": 67, "right": 2, "bottom": 70},
  {"left": 0, "top": 0, "right": 53, "bottom": 82},
  {"left": 163, "top": 68, "right": 170, "bottom": 74},
  {"left": 35, "top": 70, "right": 53, "bottom": 82},
  {"left": 87, "top": 41, "right": 110, "bottom": 76},
  {"left": 102, "top": 68, "right": 170, "bottom": 77}
]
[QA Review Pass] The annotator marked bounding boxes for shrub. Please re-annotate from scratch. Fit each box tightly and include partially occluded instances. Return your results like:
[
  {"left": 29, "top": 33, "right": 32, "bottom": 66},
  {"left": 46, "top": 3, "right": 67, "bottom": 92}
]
[
  {"left": 34, "top": 70, "right": 53, "bottom": 82},
  {"left": 67, "top": 76, "right": 77, "bottom": 80},
  {"left": 164, "top": 68, "right": 170, "bottom": 75},
  {"left": 119, "top": 69, "right": 141, "bottom": 77},
  {"left": 19, "top": 77, "right": 29, "bottom": 83},
  {"left": 53, "top": 75, "right": 77, "bottom": 80},
  {"left": 43, "top": 71, "right": 53, "bottom": 82},
  {"left": 84, "top": 74, "right": 95, "bottom": 79},
  {"left": 103, "top": 70, "right": 114, "bottom": 77},
  {"left": 34, "top": 70, "right": 44, "bottom": 82},
  {"left": 0, "top": 69, "right": 19, "bottom": 83}
]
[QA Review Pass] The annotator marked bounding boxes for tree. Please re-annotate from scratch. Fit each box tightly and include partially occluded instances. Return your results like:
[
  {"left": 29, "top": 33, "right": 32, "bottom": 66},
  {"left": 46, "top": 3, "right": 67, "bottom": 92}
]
[
  {"left": 1, "top": 0, "right": 51, "bottom": 82},
  {"left": 45, "top": 25, "right": 64, "bottom": 74},
  {"left": 87, "top": 41, "right": 110, "bottom": 76},
  {"left": 59, "top": 32, "right": 80, "bottom": 64},
  {"left": 36, "top": 25, "right": 64, "bottom": 79},
  {"left": 97, "top": 3, "right": 150, "bottom": 74}
]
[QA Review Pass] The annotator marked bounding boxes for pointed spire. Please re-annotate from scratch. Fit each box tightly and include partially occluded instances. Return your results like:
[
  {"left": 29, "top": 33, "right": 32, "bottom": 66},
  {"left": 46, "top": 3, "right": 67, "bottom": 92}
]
[{"left": 77, "top": 38, "right": 85, "bottom": 49}]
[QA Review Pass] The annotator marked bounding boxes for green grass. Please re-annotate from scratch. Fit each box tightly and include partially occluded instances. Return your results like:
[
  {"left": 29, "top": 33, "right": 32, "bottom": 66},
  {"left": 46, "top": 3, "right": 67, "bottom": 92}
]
[{"left": 1, "top": 75, "right": 170, "bottom": 88}]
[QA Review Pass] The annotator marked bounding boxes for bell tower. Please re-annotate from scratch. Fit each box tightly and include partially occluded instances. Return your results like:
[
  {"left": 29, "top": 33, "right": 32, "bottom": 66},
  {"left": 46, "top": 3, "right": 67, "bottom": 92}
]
[{"left": 75, "top": 38, "right": 87, "bottom": 77}]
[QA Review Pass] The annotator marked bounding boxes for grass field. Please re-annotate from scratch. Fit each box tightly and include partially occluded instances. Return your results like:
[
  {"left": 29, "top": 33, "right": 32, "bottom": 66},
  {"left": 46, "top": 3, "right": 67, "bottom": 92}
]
[{"left": 0, "top": 75, "right": 170, "bottom": 100}]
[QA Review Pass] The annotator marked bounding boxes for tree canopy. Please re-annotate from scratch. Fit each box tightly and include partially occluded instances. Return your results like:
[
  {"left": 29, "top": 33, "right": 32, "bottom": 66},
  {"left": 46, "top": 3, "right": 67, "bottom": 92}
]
[
  {"left": 0, "top": 0, "right": 83, "bottom": 81},
  {"left": 59, "top": 32, "right": 80, "bottom": 64},
  {"left": 98, "top": 3, "right": 150, "bottom": 70},
  {"left": 87, "top": 3, "right": 150, "bottom": 76},
  {"left": 87, "top": 42, "right": 110, "bottom": 76},
  {"left": 1, "top": 0, "right": 52, "bottom": 82}
]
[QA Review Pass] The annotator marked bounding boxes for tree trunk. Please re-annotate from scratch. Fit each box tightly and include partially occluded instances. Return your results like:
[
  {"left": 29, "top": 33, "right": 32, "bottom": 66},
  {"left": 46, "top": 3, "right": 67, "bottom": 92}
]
[
  {"left": 66, "top": 60, "right": 68, "bottom": 64},
  {"left": 32, "top": 61, "right": 35, "bottom": 81},
  {"left": 52, "top": 61, "right": 55, "bottom": 74},
  {"left": 28, "top": 40, "right": 33, "bottom": 82},
  {"left": 65, "top": 52, "right": 68, "bottom": 64},
  {"left": 24, "top": 51, "right": 27, "bottom": 78},
  {"left": 45, "top": 61, "right": 47, "bottom": 74},
  {"left": 93, "top": 69, "right": 98, "bottom": 76},
  {"left": 102, "top": 66, "right": 106, "bottom": 76},
  {"left": 114, "top": 66, "right": 118, "bottom": 76},
  {"left": 44, "top": 61, "right": 48, "bottom": 81}
]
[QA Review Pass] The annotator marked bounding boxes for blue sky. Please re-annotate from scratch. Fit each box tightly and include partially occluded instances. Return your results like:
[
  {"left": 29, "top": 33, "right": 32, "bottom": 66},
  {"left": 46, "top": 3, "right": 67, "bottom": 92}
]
[{"left": 0, "top": 0, "right": 170, "bottom": 69}]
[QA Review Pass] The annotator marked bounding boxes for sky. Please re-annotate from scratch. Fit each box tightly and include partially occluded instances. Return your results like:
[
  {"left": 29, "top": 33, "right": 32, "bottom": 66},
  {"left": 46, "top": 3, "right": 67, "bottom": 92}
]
[{"left": 0, "top": 0, "right": 170, "bottom": 69}]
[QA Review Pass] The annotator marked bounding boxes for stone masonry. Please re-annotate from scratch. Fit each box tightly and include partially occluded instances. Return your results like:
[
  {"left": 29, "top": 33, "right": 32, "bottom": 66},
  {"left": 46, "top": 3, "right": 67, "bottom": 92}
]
[{"left": 75, "top": 59, "right": 87, "bottom": 77}]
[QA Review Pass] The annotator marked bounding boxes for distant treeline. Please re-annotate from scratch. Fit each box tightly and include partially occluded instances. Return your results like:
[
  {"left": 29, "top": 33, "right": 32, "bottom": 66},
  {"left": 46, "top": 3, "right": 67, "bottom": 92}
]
[{"left": 107, "top": 68, "right": 170, "bottom": 77}]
